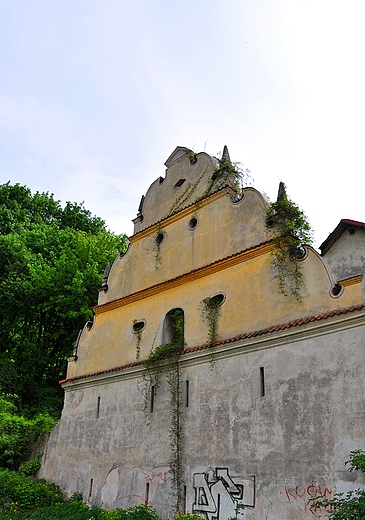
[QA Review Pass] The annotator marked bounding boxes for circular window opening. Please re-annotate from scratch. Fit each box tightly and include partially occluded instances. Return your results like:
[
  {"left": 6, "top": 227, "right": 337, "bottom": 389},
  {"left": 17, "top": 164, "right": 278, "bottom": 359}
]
[
  {"left": 155, "top": 232, "right": 164, "bottom": 246},
  {"left": 86, "top": 320, "right": 94, "bottom": 331},
  {"left": 290, "top": 245, "right": 306, "bottom": 260},
  {"left": 207, "top": 293, "right": 225, "bottom": 308},
  {"left": 331, "top": 284, "right": 342, "bottom": 297},
  {"left": 132, "top": 320, "right": 146, "bottom": 333},
  {"left": 188, "top": 217, "right": 198, "bottom": 230}
]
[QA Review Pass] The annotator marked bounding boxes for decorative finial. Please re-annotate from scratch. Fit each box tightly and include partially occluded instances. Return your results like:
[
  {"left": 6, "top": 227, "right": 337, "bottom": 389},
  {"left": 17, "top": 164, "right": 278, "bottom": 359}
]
[
  {"left": 221, "top": 145, "right": 231, "bottom": 164},
  {"left": 277, "top": 182, "right": 287, "bottom": 202}
]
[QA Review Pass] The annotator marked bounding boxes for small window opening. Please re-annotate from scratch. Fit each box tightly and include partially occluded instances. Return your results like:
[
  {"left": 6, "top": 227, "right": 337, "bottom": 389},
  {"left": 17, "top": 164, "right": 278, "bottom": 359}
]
[
  {"left": 96, "top": 397, "right": 101, "bottom": 419},
  {"left": 162, "top": 308, "right": 185, "bottom": 347},
  {"left": 183, "top": 485, "right": 187, "bottom": 511},
  {"left": 133, "top": 320, "right": 145, "bottom": 333},
  {"left": 150, "top": 386, "right": 155, "bottom": 413},
  {"left": 189, "top": 154, "right": 197, "bottom": 165},
  {"left": 88, "top": 479, "right": 93, "bottom": 501},
  {"left": 349, "top": 228, "right": 355, "bottom": 236},
  {"left": 260, "top": 367, "right": 265, "bottom": 397},
  {"left": 158, "top": 176, "right": 165, "bottom": 184},
  {"left": 188, "top": 217, "right": 198, "bottom": 230},
  {"left": 175, "top": 178, "right": 186, "bottom": 188},
  {"left": 155, "top": 233, "right": 164, "bottom": 246},
  {"left": 207, "top": 293, "right": 225, "bottom": 308},
  {"left": 331, "top": 284, "right": 342, "bottom": 296},
  {"left": 290, "top": 245, "right": 306, "bottom": 260},
  {"left": 145, "top": 482, "right": 150, "bottom": 504},
  {"left": 185, "top": 380, "right": 189, "bottom": 408}
]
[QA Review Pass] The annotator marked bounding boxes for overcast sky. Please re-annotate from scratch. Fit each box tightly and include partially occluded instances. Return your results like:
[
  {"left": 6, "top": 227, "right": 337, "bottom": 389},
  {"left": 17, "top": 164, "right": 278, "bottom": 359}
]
[{"left": 1, "top": 1, "right": 364, "bottom": 247}]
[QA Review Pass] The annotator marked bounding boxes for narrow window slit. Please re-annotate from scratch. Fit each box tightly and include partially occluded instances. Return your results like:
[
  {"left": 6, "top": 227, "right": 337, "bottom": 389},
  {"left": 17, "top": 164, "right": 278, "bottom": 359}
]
[
  {"left": 183, "top": 485, "right": 187, "bottom": 511},
  {"left": 145, "top": 482, "right": 150, "bottom": 504},
  {"left": 185, "top": 380, "right": 189, "bottom": 408},
  {"left": 88, "top": 478, "right": 93, "bottom": 501},
  {"left": 96, "top": 396, "right": 101, "bottom": 419},
  {"left": 260, "top": 367, "right": 265, "bottom": 397},
  {"left": 150, "top": 386, "right": 155, "bottom": 413}
]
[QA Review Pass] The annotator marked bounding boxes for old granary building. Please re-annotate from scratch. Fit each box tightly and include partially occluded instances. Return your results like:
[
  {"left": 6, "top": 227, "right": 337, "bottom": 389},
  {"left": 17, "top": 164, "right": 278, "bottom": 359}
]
[{"left": 40, "top": 146, "right": 365, "bottom": 519}]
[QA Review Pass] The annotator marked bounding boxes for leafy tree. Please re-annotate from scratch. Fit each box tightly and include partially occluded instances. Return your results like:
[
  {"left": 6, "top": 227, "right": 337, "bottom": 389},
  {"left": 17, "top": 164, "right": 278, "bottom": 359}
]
[
  {"left": 0, "top": 183, "right": 127, "bottom": 416},
  {"left": 312, "top": 450, "right": 365, "bottom": 519}
]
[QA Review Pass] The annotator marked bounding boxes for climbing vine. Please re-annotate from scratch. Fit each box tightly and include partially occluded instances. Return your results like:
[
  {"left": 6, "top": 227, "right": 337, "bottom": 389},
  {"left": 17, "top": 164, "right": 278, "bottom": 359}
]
[
  {"left": 132, "top": 320, "right": 144, "bottom": 359},
  {"left": 142, "top": 309, "right": 185, "bottom": 514},
  {"left": 265, "top": 182, "right": 313, "bottom": 300},
  {"left": 199, "top": 295, "right": 222, "bottom": 345},
  {"left": 153, "top": 223, "right": 163, "bottom": 269}
]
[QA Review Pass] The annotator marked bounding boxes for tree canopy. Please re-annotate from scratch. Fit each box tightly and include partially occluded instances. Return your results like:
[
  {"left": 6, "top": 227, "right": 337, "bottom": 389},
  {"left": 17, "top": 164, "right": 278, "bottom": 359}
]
[{"left": 0, "top": 183, "right": 127, "bottom": 416}]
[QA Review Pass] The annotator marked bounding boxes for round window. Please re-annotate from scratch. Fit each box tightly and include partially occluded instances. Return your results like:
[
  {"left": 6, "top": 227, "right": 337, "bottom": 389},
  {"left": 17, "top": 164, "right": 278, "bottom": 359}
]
[
  {"left": 132, "top": 320, "right": 146, "bottom": 333},
  {"left": 155, "top": 232, "right": 164, "bottom": 245},
  {"left": 188, "top": 217, "right": 198, "bottom": 230}
]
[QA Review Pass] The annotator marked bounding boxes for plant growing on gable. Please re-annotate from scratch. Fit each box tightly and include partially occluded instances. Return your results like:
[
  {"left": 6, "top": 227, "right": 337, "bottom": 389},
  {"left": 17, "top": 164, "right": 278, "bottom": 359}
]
[
  {"left": 265, "top": 182, "right": 313, "bottom": 300},
  {"left": 142, "top": 308, "right": 185, "bottom": 514},
  {"left": 212, "top": 146, "right": 253, "bottom": 196}
]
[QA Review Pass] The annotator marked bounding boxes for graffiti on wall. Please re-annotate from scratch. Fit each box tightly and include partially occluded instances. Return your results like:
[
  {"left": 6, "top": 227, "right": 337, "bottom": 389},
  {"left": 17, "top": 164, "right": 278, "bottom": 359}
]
[
  {"left": 282, "top": 483, "right": 334, "bottom": 518},
  {"left": 193, "top": 467, "right": 255, "bottom": 520}
]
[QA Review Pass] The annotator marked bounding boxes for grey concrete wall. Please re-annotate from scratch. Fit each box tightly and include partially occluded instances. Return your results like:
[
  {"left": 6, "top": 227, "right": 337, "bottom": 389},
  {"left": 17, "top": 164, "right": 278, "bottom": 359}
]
[{"left": 40, "top": 314, "right": 365, "bottom": 519}]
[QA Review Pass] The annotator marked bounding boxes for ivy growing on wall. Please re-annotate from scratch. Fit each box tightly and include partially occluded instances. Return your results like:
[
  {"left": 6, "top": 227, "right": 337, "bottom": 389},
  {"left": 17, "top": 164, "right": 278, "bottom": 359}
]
[
  {"left": 199, "top": 294, "right": 224, "bottom": 368},
  {"left": 132, "top": 320, "right": 144, "bottom": 359},
  {"left": 142, "top": 309, "right": 185, "bottom": 514},
  {"left": 265, "top": 182, "right": 313, "bottom": 300}
]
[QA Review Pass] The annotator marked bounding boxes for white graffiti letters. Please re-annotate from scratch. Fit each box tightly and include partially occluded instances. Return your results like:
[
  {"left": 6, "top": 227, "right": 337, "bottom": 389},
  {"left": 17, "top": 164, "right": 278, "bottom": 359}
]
[{"left": 193, "top": 467, "right": 255, "bottom": 520}]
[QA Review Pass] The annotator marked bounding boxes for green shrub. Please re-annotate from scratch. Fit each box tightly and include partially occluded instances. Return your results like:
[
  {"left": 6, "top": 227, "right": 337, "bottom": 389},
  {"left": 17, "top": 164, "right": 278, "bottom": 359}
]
[
  {"left": 104, "top": 504, "right": 161, "bottom": 520},
  {"left": 0, "top": 469, "right": 63, "bottom": 513},
  {"left": 18, "top": 460, "right": 41, "bottom": 477},
  {"left": 0, "top": 395, "right": 55, "bottom": 470}
]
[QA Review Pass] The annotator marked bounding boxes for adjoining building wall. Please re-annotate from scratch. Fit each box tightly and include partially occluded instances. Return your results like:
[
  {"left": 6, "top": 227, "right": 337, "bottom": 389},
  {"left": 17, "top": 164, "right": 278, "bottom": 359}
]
[{"left": 40, "top": 146, "right": 365, "bottom": 519}]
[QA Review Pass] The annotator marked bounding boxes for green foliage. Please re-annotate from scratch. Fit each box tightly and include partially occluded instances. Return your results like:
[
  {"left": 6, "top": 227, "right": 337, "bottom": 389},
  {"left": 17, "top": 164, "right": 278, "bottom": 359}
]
[
  {"left": 199, "top": 296, "right": 222, "bottom": 346},
  {"left": 0, "top": 470, "right": 163, "bottom": 520},
  {"left": 107, "top": 504, "right": 161, "bottom": 520},
  {"left": 212, "top": 156, "right": 253, "bottom": 195},
  {"left": 132, "top": 321, "right": 144, "bottom": 360},
  {"left": 175, "top": 514, "right": 205, "bottom": 520},
  {"left": 227, "top": 503, "right": 245, "bottom": 520},
  {"left": 18, "top": 460, "right": 41, "bottom": 477},
  {"left": 0, "top": 395, "right": 55, "bottom": 470},
  {"left": 311, "top": 450, "right": 365, "bottom": 519},
  {"left": 0, "top": 182, "right": 127, "bottom": 415},
  {"left": 265, "top": 182, "right": 313, "bottom": 300},
  {"left": 0, "top": 469, "right": 63, "bottom": 514}
]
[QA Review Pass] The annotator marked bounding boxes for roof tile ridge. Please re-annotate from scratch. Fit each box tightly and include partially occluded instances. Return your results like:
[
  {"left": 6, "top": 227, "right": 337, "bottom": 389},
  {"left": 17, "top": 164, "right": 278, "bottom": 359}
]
[{"left": 182, "top": 303, "right": 364, "bottom": 354}]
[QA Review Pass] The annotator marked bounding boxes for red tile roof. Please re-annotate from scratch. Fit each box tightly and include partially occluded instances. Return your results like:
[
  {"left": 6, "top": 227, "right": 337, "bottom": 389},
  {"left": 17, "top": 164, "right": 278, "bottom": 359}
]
[{"left": 59, "top": 303, "right": 364, "bottom": 385}]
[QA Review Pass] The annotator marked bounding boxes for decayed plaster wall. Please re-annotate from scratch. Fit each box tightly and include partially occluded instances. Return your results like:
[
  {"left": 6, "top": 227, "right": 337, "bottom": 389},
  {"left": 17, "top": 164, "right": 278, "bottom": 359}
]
[
  {"left": 41, "top": 318, "right": 365, "bottom": 520},
  {"left": 40, "top": 146, "right": 365, "bottom": 519}
]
